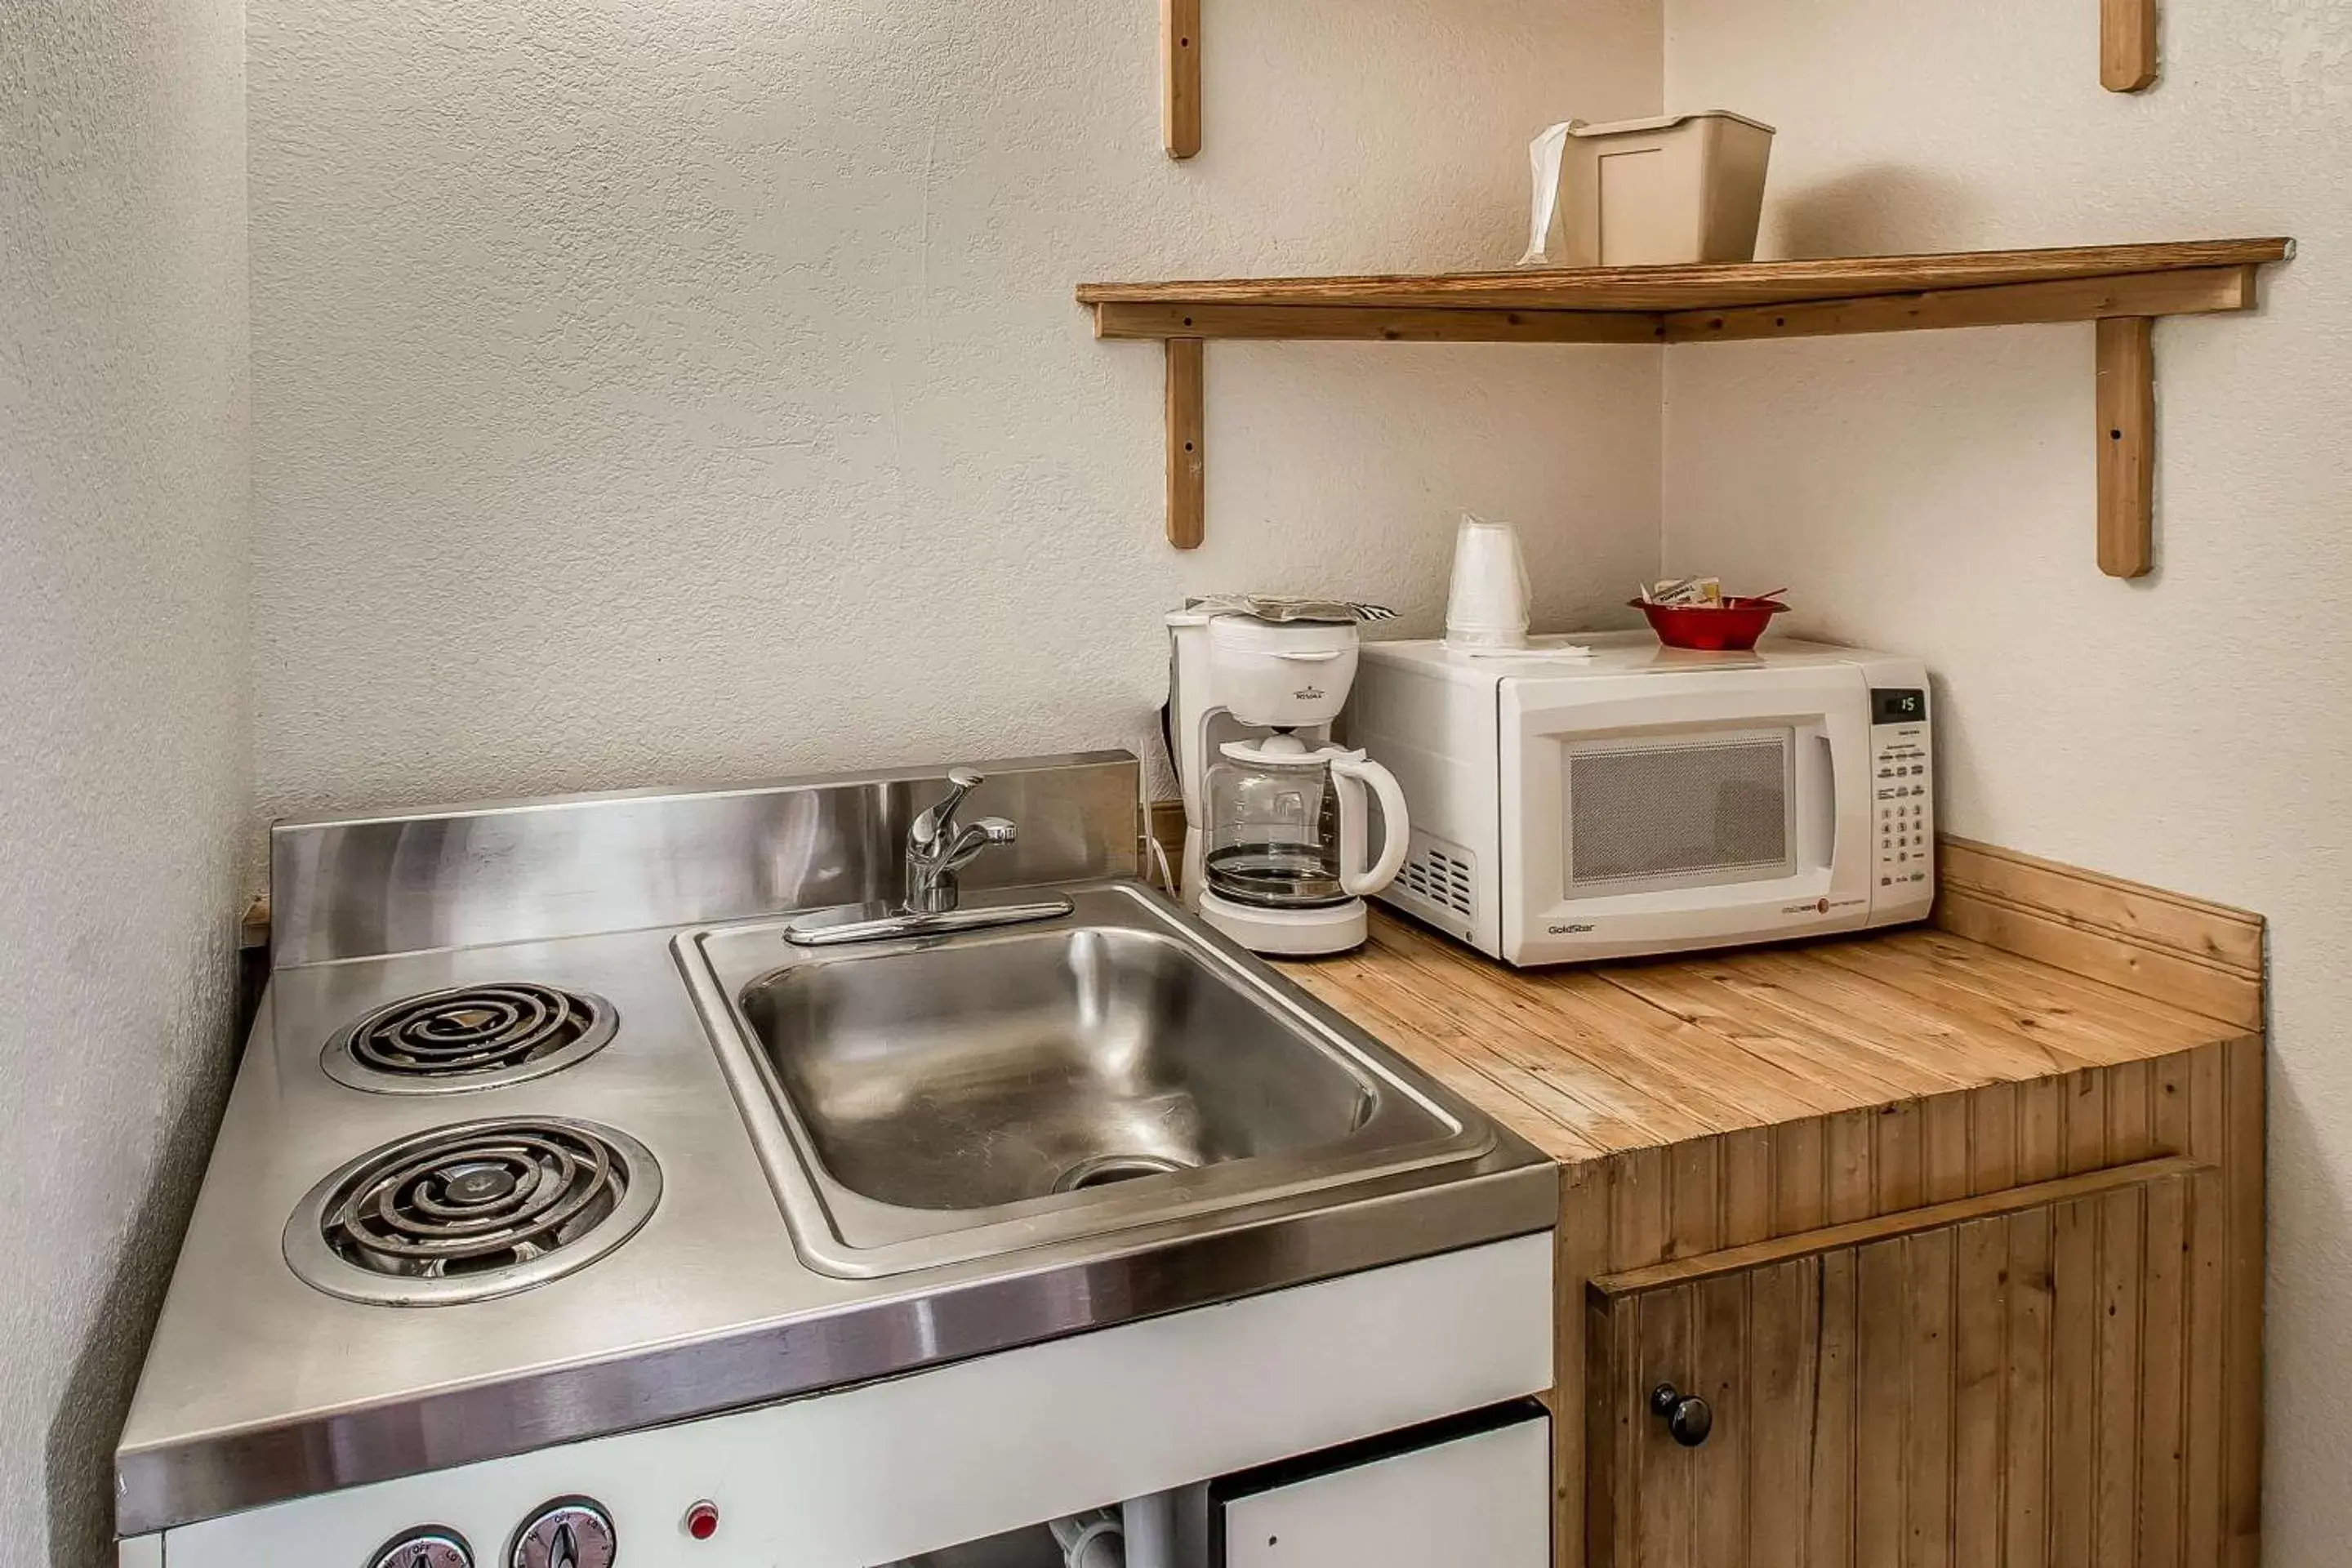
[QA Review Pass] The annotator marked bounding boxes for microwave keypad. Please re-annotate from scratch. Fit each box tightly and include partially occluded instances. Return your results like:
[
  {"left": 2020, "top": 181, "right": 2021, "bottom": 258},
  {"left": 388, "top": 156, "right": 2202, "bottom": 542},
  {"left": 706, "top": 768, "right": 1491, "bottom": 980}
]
[{"left": 1872, "top": 728, "right": 1934, "bottom": 890}]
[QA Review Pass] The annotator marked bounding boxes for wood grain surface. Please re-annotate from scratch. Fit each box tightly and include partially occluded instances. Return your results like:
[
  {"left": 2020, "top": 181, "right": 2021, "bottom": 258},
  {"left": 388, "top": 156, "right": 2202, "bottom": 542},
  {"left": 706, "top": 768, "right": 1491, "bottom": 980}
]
[
  {"left": 1662, "top": 267, "right": 2251, "bottom": 345},
  {"left": 1163, "top": 338, "right": 1204, "bottom": 549},
  {"left": 2103, "top": 0, "right": 2160, "bottom": 93},
  {"left": 1094, "top": 301, "right": 1669, "bottom": 344},
  {"left": 1584, "top": 1162, "right": 2204, "bottom": 1568},
  {"left": 1562, "top": 1051, "right": 2256, "bottom": 1568},
  {"left": 1586, "top": 1156, "right": 2207, "bottom": 1296},
  {"left": 1089, "top": 241, "right": 2290, "bottom": 555},
  {"left": 1283, "top": 908, "right": 2253, "bottom": 1164},
  {"left": 1160, "top": 0, "right": 1200, "bottom": 158},
  {"left": 1078, "top": 238, "right": 2291, "bottom": 317},
  {"left": 2096, "top": 316, "right": 2158, "bottom": 577},
  {"left": 1270, "top": 840, "right": 2264, "bottom": 1568},
  {"left": 1937, "top": 835, "right": 2263, "bottom": 1028}
]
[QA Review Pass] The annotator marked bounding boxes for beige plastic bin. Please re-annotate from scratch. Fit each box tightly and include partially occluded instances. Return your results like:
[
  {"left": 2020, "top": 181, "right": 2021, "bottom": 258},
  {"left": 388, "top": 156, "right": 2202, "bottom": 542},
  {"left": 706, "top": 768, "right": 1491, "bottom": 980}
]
[{"left": 1521, "top": 110, "right": 1775, "bottom": 269}]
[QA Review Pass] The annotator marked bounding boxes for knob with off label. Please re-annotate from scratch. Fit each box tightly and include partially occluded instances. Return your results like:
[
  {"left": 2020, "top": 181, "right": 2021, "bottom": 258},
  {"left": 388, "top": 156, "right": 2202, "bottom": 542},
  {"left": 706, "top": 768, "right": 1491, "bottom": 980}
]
[
  {"left": 369, "top": 1528, "right": 472, "bottom": 1568},
  {"left": 510, "top": 1499, "right": 617, "bottom": 1568}
]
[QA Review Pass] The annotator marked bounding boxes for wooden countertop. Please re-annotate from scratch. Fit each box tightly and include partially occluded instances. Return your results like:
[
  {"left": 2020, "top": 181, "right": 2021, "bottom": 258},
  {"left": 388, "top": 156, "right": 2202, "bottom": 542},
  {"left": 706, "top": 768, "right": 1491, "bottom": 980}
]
[{"left": 1279, "top": 902, "right": 2258, "bottom": 1167}]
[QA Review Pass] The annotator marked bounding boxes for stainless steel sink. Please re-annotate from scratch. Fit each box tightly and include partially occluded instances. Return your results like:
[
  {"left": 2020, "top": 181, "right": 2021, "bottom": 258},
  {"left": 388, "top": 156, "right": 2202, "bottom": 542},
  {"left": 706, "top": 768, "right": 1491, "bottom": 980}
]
[
  {"left": 679, "top": 881, "right": 1499, "bottom": 1277},
  {"left": 740, "top": 924, "right": 1384, "bottom": 1209}
]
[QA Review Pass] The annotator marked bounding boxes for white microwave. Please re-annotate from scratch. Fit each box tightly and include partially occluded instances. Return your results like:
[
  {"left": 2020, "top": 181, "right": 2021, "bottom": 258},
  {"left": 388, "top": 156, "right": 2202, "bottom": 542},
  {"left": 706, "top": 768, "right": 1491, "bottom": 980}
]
[{"left": 1348, "top": 631, "right": 1934, "bottom": 965}]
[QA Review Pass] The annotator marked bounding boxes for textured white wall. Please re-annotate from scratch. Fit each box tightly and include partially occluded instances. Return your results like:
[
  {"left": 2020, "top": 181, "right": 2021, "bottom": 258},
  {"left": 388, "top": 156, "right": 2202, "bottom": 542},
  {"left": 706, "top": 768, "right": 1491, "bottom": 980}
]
[
  {"left": 0, "top": 0, "right": 251, "bottom": 1561},
  {"left": 1664, "top": 2, "right": 2346, "bottom": 1557},
  {"left": 247, "top": 0, "right": 1664, "bottom": 829}
]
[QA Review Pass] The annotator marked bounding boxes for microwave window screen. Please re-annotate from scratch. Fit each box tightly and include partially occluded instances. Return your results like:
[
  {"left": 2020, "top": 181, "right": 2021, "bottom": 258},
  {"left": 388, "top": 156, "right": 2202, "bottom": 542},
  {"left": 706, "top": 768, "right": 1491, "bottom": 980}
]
[{"left": 1566, "top": 731, "right": 1794, "bottom": 893}]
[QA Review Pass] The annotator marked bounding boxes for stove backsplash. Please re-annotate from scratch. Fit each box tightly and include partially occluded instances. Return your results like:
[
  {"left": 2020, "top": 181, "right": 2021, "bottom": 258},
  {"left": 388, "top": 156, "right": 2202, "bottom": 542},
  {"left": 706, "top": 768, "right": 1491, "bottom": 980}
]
[{"left": 269, "top": 751, "right": 1142, "bottom": 967}]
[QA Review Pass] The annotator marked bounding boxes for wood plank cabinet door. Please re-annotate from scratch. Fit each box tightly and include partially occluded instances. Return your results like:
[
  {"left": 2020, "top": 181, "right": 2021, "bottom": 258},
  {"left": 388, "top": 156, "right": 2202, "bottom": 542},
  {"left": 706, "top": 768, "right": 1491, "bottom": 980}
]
[{"left": 1585, "top": 1160, "right": 2218, "bottom": 1568}]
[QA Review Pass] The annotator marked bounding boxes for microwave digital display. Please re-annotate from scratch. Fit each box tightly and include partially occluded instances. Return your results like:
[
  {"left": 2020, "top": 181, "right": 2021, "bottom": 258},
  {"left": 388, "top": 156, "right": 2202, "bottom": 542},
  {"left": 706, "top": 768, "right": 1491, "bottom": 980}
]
[{"left": 1872, "top": 688, "right": 1928, "bottom": 726}]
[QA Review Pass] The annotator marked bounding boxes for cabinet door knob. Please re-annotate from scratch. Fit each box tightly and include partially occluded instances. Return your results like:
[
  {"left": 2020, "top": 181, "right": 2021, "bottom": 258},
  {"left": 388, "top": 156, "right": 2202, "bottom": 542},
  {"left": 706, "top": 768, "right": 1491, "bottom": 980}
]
[{"left": 1650, "top": 1383, "right": 1713, "bottom": 1447}]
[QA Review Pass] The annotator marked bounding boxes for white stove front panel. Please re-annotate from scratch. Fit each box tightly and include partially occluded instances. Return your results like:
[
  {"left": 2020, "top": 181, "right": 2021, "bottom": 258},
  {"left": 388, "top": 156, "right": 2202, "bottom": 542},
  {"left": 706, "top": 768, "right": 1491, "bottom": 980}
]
[{"left": 149, "top": 1234, "right": 1552, "bottom": 1568}]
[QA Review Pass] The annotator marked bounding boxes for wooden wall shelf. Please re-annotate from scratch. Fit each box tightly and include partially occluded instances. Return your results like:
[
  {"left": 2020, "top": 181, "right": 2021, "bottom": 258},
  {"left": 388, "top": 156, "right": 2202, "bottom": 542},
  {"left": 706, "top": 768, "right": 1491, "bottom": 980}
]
[{"left": 1077, "top": 237, "right": 2294, "bottom": 574}]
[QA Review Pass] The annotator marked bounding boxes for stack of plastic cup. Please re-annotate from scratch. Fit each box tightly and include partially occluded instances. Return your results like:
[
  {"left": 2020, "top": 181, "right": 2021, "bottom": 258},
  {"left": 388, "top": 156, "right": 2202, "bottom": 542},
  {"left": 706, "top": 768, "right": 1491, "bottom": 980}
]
[{"left": 1443, "top": 513, "right": 1531, "bottom": 650}]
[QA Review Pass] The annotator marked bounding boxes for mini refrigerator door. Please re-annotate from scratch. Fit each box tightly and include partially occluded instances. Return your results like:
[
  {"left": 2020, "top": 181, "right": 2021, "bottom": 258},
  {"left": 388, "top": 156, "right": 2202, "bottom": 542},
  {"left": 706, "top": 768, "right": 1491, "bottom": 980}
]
[{"left": 1210, "top": 1401, "right": 1549, "bottom": 1568}]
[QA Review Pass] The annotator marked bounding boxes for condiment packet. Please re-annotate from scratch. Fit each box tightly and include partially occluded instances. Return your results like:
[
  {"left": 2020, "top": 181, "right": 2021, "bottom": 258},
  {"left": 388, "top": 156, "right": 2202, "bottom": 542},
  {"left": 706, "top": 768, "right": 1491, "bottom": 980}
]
[{"left": 1638, "top": 577, "right": 1724, "bottom": 607}]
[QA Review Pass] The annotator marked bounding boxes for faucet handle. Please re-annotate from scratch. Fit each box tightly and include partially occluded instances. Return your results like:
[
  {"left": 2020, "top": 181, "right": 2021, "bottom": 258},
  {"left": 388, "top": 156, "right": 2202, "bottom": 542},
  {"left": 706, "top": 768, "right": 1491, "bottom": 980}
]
[
  {"left": 912, "top": 769, "right": 986, "bottom": 849},
  {"left": 940, "top": 816, "right": 1017, "bottom": 877}
]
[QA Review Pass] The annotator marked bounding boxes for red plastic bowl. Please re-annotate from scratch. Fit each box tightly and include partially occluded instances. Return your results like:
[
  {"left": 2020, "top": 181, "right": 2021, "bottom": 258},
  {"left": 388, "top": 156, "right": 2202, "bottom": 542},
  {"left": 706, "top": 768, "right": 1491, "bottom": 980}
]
[{"left": 1630, "top": 596, "right": 1790, "bottom": 652}]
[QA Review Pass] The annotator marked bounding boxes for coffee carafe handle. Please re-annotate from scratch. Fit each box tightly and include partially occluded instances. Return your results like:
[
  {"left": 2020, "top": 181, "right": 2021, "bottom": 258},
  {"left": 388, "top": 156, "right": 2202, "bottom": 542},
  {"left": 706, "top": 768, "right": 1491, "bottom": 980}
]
[{"left": 1331, "top": 755, "right": 1410, "bottom": 897}]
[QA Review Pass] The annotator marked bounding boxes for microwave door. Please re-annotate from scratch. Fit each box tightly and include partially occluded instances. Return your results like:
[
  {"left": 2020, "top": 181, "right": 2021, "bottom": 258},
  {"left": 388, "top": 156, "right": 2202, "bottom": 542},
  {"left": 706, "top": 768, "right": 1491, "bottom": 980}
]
[{"left": 1499, "top": 670, "right": 1875, "bottom": 964}]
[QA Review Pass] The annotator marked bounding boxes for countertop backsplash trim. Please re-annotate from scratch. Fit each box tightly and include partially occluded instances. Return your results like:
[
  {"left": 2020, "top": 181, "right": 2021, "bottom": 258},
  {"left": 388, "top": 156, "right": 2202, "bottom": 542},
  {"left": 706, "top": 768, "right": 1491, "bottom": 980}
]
[{"left": 268, "top": 752, "right": 1141, "bottom": 967}]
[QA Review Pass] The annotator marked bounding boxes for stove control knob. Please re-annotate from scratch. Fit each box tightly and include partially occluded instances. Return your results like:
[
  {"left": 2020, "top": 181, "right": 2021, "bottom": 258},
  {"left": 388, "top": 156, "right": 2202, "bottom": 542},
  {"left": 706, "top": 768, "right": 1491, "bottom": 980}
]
[
  {"left": 510, "top": 1499, "right": 617, "bottom": 1568},
  {"left": 369, "top": 1528, "right": 472, "bottom": 1568}
]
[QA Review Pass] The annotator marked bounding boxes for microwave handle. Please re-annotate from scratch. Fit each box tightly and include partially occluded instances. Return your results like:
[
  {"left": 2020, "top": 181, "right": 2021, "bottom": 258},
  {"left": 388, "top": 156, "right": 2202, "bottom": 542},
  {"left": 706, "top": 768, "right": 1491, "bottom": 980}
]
[
  {"left": 1332, "top": 755, "right": 1410, "bottom": 897},
  {"left": 1802, "top": 729, "right": 1839, "bottom": 869}
]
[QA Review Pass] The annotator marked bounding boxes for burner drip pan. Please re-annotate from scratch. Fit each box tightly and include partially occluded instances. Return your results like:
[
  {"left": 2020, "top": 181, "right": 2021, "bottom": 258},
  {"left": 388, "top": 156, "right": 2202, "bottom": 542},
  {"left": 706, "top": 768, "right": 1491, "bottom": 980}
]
[
  {"left": 323, "top": 982, "right": 617, "bottom": 1094},
  {"left": 283, "top": 1117, "right": 660, "bottom": 1307}
]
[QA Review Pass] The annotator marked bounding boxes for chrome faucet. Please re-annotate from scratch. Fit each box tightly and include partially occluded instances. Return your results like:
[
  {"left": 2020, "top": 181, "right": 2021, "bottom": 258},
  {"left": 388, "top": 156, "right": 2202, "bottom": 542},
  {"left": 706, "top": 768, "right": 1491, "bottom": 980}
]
[
  {"left": 903, "top": 768, "right": 1018, "bottom": 915},
  {"left": 782, "top": 768, "right": 1071, "bottom": 947}
]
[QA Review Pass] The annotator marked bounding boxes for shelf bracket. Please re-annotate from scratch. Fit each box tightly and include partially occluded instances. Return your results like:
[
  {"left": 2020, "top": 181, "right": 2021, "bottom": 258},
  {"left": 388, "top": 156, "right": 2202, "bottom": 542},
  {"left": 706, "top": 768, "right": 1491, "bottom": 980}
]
[
  {"left": 1165, "top": 339, "right": 1205, "bottom": 548},
  {"left": 2096, "top": 317, "right": 2156, "bottom": 578},
  {"left": 1162, "top": 0, "right": 1201, "bottom": 159},
  {"left": 2103, "top": 0, "right": 2158, "bottom": 91}
]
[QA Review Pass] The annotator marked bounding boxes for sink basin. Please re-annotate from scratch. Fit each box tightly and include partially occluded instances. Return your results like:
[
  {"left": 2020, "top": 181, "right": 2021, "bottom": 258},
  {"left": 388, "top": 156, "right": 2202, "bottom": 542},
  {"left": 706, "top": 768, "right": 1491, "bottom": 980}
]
[
  {"left": 741, "top": 924, "right": 1379, "bottom": 1210},
  {"left": 679, "top": 882, "right": 1499, "bottom": 1277}
]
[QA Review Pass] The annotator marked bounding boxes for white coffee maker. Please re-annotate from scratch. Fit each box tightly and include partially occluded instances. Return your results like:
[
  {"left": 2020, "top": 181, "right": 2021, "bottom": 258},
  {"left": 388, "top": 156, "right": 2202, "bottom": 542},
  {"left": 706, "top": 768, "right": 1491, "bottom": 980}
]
[{"left": 1165, "top": 604, "right": 1410, "bottom": 956}]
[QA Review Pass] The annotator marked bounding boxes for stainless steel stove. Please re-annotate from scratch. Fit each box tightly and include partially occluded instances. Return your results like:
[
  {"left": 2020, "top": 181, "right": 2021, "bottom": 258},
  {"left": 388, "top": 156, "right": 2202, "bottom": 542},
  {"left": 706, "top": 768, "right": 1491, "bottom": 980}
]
[
  {"left": 122, "top": 917, "right": 817, "bottom": 1535},
  {"left": 114, "top": 754, "right": 1558, "bottom": 1568},
  {"left": 295, "top": 973, "right": 648, "bottom": 1306}
]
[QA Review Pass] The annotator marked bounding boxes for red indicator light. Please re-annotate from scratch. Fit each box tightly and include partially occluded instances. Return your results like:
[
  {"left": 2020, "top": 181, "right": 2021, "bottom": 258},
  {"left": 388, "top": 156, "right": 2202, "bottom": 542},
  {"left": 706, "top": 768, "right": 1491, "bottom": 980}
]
[{"left": 685, "top": 1502, "right": 719, "bottom": 1541}]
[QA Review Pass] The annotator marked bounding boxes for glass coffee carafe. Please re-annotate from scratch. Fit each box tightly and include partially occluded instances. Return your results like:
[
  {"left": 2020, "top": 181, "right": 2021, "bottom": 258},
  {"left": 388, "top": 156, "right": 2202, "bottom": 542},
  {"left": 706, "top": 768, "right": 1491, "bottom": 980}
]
[{"left": 1202, "top": 735, "right": 1409, "bottom": 910}]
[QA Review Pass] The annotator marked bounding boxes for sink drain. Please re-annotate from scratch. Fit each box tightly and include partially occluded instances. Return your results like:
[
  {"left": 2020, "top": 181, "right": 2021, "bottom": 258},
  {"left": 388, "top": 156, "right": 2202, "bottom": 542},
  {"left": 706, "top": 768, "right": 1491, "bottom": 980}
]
[{"left": 1053, "top": 1154, "right": 1189, "bottom": 1193}]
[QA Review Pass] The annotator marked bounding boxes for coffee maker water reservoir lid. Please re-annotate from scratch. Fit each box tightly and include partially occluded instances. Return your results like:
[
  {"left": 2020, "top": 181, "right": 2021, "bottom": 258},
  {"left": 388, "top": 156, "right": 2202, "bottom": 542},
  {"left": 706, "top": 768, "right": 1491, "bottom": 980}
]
[{"left": 1218, "top": 736, "right": 1359, "bottom": 767}]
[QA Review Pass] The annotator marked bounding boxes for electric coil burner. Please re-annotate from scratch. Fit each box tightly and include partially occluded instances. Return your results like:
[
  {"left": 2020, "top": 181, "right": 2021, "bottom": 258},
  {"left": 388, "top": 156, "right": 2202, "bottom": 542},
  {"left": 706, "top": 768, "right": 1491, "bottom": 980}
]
[
  {"left": 323, "top": 982, "right": 618, "bottom": 1094},
  {"left": 283, "top": 1117, "right": 661, "bottom": 1307}
]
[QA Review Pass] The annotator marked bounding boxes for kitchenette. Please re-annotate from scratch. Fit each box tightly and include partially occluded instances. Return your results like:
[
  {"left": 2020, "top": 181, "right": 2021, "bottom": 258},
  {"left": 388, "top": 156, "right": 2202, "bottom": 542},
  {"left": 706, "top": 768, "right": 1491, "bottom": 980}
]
[
  {"left": 113, "top": 715, "right": 2264, "bottom": 1568},
  {"left": 7, "top": 2, "right": 2335, "bottom": 1567}
]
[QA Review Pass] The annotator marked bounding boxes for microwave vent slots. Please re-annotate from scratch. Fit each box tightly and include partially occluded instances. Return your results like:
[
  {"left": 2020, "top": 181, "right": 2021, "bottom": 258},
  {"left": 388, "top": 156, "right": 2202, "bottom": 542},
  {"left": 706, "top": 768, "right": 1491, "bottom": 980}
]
[{"left": 1401, "top": 837, "right": 1476, "bottom": 918}]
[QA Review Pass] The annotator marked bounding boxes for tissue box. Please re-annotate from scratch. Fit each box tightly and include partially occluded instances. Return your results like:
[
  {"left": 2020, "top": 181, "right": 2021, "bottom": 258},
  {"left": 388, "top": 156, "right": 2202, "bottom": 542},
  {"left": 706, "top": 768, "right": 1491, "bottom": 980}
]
[{"left": 1521, "top": 110, "right": 1775, "bottom": 269}]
